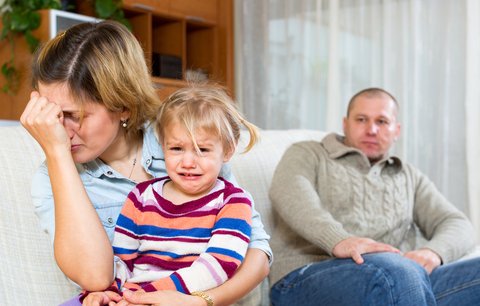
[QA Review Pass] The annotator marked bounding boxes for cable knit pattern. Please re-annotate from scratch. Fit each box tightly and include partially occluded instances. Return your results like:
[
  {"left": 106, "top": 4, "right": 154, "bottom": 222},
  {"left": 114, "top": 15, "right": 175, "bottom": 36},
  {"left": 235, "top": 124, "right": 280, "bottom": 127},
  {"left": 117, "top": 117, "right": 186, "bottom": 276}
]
[{"left": 269, "top": 133, "right": 474, "bottom": 285}]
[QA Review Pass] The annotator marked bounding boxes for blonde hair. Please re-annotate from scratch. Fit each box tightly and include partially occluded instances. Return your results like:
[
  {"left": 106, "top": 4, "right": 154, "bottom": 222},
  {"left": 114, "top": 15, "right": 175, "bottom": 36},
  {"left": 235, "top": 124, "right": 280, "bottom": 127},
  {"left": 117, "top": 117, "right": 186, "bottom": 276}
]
[
  {"left": 31, "top": 21, "right": 160, "bottom": 140},
  {"left": 156, "top": 83, "right": 259, "bottom": 156}
]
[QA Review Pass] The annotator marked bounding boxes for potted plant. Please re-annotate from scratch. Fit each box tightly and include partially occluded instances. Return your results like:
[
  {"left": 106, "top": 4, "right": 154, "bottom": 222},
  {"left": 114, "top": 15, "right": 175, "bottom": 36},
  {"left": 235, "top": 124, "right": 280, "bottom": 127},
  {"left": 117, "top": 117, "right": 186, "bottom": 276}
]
[
  {"left": 93, "top": 0, "right": 129, "bottom": 26},
  {"left": 0, "top": 0, "right": 128, "bottom": 95},
  {"left": 0, "top": 0, "right": 61, "bottom": 94}
]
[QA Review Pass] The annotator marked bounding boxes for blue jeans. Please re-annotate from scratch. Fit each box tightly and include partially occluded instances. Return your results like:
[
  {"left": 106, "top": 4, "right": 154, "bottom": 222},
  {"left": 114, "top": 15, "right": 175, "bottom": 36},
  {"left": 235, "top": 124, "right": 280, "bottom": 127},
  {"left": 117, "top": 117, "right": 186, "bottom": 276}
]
[{"left": 270, "top": 252, "right": 480, "bottom": 306}]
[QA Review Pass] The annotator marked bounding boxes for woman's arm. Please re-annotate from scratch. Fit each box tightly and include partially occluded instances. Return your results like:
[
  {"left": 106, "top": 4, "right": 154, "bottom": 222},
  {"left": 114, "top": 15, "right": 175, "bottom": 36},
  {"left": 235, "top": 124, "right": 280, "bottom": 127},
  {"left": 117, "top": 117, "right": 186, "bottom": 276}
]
[
  {"left": 21, "top": 93, "right": 113, "bottom": 290},
  {"left": 122, "top": 248, "right": 270, "bottom": 306},
  {"left": 49, "top": 147, "right": 114, "bottom": 290}
]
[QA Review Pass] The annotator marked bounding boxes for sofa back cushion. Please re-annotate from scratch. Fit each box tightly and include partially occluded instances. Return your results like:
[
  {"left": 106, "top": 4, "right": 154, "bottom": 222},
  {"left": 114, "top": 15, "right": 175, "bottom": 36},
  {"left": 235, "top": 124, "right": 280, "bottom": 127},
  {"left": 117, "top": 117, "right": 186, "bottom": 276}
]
[
  {"left": 230, "top": 129, "right": 326, "bottom": 241},
  {"left": 0, "top": 126, "right": 79, "bottom": 305}
]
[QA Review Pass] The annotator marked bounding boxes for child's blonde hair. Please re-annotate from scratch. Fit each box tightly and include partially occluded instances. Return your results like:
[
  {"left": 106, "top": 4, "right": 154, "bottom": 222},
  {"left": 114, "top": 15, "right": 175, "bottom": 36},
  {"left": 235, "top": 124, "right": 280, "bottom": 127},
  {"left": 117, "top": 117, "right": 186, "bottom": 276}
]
[{"left": 156, "top": 83, "right": 259, "bottom": 156}]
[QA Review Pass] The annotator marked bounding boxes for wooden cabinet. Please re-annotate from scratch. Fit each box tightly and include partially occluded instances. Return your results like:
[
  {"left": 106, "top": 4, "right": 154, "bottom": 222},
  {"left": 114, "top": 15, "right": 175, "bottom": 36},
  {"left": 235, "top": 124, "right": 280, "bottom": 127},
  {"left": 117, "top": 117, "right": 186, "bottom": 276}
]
[
  {"left": 116, "top": 0, "right": 233, "bottom": 100},
  {"left": 0, "top": 9, "right": 83, "bottom": 120},
  {"left": 0, "top": 0, "right": 233, "bottom": 120}
]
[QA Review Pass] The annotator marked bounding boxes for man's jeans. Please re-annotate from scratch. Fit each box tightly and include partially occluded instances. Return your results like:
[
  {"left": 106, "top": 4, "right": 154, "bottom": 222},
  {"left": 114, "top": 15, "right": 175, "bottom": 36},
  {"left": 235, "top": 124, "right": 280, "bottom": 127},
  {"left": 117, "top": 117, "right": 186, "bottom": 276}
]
[{"left": 270, "top": 252, "right": 480, "bottom": 306}]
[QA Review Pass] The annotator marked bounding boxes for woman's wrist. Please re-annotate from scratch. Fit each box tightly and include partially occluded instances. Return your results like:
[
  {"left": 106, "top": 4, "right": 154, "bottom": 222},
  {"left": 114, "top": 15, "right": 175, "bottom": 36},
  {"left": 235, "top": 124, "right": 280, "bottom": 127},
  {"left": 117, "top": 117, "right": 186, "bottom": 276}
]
[
  {"left": 201, "top": 249, "right": 270, "bottom": 306},
  {"left": 45, "top": 145, "right": 74, "bottom": 166},
  {"left": 191, "top": 291, "right": 214, "bottom": 306}
]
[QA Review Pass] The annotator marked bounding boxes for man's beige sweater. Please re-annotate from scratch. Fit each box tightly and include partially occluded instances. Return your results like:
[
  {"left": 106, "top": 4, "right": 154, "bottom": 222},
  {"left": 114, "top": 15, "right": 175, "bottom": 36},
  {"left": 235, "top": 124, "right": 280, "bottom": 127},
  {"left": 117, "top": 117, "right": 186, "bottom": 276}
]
[{"left": 269, "top": 133, "right": 474, "bottom": 285}]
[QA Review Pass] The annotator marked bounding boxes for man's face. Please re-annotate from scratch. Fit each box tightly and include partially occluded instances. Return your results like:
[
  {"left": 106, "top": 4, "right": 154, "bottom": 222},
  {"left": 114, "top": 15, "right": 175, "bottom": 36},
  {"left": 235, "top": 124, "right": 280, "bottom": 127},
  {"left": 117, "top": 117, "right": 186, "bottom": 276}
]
[{"left": 343, "top": 94, "right": 401, "bottom": 164}]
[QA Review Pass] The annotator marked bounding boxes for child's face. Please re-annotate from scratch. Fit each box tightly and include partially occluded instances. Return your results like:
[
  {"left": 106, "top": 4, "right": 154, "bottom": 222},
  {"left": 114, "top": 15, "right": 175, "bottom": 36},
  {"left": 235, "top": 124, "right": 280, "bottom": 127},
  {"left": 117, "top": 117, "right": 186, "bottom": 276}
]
[{"left": 163, "top": 122, "right": 231, "bottom": 199}]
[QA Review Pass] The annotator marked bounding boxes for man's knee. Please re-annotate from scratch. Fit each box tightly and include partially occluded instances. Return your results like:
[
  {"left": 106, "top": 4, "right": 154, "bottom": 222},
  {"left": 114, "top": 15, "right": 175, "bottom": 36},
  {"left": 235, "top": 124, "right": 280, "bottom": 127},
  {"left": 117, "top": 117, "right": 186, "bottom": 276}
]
[
  {"left": 361, "top": 252, "right": 435, "bottom": 305},
  {"left": 362, "top": 252, "right": 430, "bottom": 283},
  {"left": 271, "top": 254, "right": 435, "bottom": 306}
]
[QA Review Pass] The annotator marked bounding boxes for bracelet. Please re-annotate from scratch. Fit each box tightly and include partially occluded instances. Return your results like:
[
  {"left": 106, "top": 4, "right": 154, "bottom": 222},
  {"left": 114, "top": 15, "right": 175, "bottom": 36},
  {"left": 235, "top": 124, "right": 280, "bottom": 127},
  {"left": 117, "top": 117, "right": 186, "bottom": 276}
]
[{"left": 191, "top": 291, "right": 214, "bottom": 306}]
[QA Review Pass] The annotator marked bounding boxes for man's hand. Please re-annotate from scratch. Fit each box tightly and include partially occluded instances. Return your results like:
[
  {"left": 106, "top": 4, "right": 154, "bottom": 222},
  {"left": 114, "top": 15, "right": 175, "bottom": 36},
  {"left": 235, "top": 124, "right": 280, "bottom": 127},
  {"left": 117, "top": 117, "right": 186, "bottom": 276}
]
[
  {"left": 403, "top": 248, "right": 442, "bottom": 274},
  {"left": 332, "top": 237, "right": 401, "bottom": 264}
]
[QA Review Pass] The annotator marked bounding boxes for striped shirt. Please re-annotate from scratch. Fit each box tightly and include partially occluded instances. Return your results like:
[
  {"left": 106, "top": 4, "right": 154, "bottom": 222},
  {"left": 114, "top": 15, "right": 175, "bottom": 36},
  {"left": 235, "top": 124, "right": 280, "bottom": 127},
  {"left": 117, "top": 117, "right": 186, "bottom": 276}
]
[{"left": 112, "top": 176, "right": 252, "bottom": 294}]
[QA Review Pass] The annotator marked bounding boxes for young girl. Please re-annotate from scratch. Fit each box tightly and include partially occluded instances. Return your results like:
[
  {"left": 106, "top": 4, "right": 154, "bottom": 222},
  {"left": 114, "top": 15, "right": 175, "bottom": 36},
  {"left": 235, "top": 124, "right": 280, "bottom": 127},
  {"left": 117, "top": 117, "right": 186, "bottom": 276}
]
[{"left": 82, "top": 83, "right": 259, "bottom": 305}]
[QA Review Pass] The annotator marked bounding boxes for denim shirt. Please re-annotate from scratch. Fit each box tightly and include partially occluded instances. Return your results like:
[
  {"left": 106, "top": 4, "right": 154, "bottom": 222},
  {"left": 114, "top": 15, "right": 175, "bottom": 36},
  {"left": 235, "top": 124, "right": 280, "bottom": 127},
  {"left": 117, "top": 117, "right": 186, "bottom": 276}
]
[{"left": 31, "top": 124, "right": 272, "bottom": 261}]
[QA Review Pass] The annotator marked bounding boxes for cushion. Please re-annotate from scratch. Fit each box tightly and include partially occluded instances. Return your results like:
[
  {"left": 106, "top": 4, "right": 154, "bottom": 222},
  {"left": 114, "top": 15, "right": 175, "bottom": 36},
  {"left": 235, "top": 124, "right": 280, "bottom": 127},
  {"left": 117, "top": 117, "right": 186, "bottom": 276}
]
[
  {"left": 231, "top": 129, "right": 326, "bottom": 235},
  {"left": 0, "top": 126, "right": 79, "bottom": 305}
]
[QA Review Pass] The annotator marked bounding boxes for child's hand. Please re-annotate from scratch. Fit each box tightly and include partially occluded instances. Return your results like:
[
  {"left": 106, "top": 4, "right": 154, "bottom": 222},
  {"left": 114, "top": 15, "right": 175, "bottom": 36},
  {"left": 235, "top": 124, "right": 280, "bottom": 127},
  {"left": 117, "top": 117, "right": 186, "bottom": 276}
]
[{"left": 82, "top": 290, "right": 122, "bottom": 306}]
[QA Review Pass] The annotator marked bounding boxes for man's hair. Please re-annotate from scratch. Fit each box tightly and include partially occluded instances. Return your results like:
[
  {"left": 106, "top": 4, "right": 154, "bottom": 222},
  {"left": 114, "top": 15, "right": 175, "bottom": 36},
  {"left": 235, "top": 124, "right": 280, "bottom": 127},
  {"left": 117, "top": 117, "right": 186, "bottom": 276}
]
[
  {"left": 346, "top": 88, "right": 399, "bottom": 117},
  {"left": 32, "top": 20, "right": 160, "bottom": 140}
]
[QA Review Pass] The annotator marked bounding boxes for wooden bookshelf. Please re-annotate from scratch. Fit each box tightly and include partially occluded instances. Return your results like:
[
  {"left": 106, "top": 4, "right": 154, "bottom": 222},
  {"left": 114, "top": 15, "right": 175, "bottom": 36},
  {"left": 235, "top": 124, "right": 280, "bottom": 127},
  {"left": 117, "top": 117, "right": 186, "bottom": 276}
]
[{"left": 0, "top": 0, "right": 234, "bottom": 120}]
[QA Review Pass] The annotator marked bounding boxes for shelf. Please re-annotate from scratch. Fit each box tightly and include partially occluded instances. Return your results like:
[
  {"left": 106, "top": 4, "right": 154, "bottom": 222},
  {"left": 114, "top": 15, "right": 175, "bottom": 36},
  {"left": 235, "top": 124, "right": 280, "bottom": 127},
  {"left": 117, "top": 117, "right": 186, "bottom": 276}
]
[
  {"left": 186, "top": 22, "right": 215, "bottom": 78},
  {"left": 0, "top": 1, "right": 233, "bottom": 120}
]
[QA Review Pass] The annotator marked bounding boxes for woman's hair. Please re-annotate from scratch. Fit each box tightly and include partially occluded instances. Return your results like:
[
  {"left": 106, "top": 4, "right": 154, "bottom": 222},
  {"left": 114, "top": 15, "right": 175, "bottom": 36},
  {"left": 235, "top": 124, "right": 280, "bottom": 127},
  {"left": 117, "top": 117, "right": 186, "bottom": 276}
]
[
  {"left": 31, "top": 20, "right": 160, "bottom": 139},
  {"left": 156, "top": 82, "right": 259, "bottom": 156}
]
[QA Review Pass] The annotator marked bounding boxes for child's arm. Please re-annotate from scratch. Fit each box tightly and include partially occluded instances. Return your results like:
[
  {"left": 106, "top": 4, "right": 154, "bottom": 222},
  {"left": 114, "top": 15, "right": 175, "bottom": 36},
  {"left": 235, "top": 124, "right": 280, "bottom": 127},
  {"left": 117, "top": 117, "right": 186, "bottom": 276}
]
[{"left": 142, "top": 189, "right": 252, "bottom": 294}]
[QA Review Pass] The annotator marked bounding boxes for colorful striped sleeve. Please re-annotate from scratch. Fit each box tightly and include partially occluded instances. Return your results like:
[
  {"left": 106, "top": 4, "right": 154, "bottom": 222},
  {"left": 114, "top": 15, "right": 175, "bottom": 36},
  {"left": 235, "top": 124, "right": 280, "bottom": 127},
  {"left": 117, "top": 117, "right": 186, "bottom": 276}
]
[
  {"left": 142, "top": 185, "right": 252, "bottom": 294},
  {"left": 112, "top": 187, "right": 143, "bottom": 287}
]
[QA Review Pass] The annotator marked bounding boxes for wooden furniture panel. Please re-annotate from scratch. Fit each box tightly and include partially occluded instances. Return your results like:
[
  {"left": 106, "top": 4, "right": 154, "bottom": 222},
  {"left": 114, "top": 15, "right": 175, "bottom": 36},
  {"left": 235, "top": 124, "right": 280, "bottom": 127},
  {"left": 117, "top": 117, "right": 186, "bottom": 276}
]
[
  {"left": 169, "top": 0, "right": 217, "bottom": 23},
  {"left": 186, "top": 24, "right": 216, "bottom": 78},
  {"left": 0, "top": 0, "right": 233, "bottom": 120},
  {"left": 124, "top": 9, "right": 152, "bottom": 55},
  {"left": 123, "top": 0, "right": 169, "bottom": 14},
  {"left": 217, "top": 0, "right": 234, "bottom": 95},
  {"left": 151, "top": 17, "right": 184, "bottom": 58}
]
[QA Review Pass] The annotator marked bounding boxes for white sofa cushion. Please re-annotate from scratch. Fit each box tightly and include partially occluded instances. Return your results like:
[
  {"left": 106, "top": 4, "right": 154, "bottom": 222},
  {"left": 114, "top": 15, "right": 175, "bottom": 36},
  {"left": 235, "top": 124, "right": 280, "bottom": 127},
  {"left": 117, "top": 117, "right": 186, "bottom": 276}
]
[
  {"left": 231, "top": 129, "right": 327, "bottom": 237},
  {"left": 0, "top": 126, "right": 79, "bottom": 305}
]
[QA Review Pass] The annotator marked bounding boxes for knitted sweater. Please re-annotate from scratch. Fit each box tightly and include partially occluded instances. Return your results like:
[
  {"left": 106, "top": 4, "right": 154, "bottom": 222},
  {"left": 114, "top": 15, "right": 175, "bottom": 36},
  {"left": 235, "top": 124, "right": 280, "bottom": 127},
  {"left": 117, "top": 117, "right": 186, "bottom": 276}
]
[
  {"left": 269, "top": 133, "right": 474, "bottom": 285},
  {"left": 112, "top": 177, "right": 252, "bottom": 294}
]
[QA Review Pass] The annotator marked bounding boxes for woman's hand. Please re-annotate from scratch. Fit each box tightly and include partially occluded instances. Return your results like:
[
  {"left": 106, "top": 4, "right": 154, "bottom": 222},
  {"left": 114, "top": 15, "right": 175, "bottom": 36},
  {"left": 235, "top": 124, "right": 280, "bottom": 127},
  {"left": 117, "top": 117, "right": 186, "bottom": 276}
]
[
  {"left": 20, "top": 91, "right": 70, "bottom": 155},
  {"left": 115, "top": 290, "right": 204, "bottom": 306},
  {"left": 82, "top": 291, "right": 122, "bottom": 306}
]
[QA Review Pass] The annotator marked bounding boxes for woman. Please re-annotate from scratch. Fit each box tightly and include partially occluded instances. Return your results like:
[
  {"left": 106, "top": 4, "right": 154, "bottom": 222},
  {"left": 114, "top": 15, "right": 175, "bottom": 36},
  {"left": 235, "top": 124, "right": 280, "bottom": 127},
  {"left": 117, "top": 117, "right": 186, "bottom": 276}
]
[{"left": 20, "top": 20, "right": 271, "bottom": 306}]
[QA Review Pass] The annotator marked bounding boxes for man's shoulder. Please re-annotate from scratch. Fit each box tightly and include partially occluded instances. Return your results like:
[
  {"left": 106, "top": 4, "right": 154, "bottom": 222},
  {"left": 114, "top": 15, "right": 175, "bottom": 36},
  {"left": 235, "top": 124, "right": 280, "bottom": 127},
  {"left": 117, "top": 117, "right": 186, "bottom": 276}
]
[
  {"left": 287, "top": 138, "right": 328, "bottom": 158},
  {"left": 290, "top": 132, "right": 337, "bottom": 150}
]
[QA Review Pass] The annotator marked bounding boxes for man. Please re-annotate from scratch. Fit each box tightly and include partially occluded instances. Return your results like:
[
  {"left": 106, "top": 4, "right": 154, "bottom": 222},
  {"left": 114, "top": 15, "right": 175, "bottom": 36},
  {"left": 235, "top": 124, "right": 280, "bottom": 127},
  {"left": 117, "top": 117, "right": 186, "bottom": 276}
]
[{"left": 269, "top": 88, "right": 480, "bottom": 306}]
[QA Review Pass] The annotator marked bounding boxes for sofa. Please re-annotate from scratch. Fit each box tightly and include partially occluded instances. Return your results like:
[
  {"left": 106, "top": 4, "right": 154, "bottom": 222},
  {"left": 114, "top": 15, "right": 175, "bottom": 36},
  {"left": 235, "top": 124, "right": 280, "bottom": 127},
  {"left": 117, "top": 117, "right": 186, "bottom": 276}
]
[{"left": 0, "top": 124, "right": 326, "bottom": 306}]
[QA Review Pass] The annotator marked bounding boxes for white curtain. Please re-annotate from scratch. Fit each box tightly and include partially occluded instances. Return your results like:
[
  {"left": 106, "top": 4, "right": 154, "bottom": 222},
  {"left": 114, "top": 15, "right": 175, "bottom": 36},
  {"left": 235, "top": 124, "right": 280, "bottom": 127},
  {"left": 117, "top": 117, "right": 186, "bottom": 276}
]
[{"left": 235, "top": 0, "right": 480, "bottom": 239}]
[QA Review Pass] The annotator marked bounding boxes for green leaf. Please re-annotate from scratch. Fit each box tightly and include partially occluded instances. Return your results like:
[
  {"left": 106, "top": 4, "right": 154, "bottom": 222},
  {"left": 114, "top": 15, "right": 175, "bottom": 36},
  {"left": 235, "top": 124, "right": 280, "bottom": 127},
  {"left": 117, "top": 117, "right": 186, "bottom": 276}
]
[
  {"left": 24, "top": 31, "right": 40, "bottom": 52},
  {"left": 95, "top": 0, "right": 118, "bottom": 19},
  {"left": 111, "top": 10, "right": 131, "bottom": 30},
  {"left": 10, "top": 10, "right": 40, "bottom": 32},
  {"left": 9, "top": 13, "right": 29, "bottom": 32},
  {"left": 0, "top": 27, "right": 8, "bottom": 41},
  {"left": 1, "top": 62, "right": 13, "bottom": 77},
  {"left": 0, "top": 0, "right": 60, "bottom": 94},
  {"left": 42, "top": 0, "right": 61, "bottom": 10},
  {"left": 1, "top": 61, "right": 19, "bottom": 95}
]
